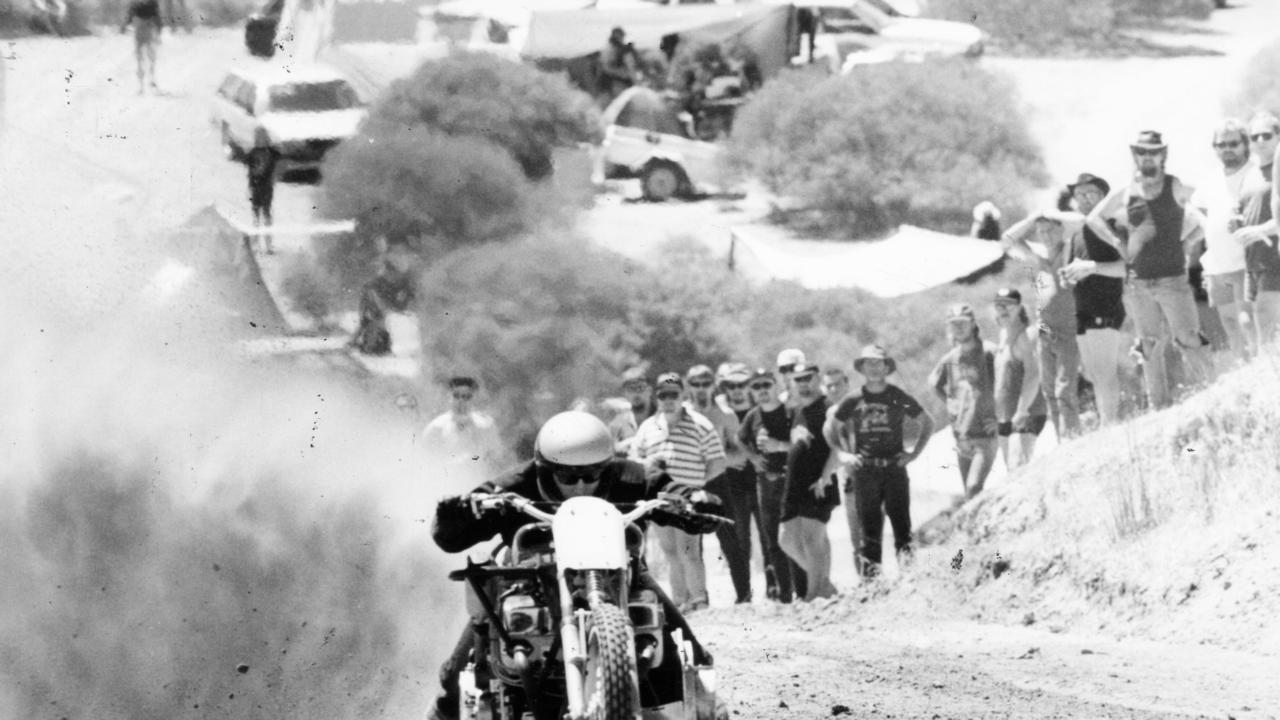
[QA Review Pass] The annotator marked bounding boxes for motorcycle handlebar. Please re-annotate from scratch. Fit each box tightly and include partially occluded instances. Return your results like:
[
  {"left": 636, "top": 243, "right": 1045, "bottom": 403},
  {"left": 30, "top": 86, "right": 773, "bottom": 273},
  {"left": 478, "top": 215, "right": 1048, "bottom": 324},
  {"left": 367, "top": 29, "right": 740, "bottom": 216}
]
[{"left": 466, "top": 492, "right": 728, "bottom": 526}]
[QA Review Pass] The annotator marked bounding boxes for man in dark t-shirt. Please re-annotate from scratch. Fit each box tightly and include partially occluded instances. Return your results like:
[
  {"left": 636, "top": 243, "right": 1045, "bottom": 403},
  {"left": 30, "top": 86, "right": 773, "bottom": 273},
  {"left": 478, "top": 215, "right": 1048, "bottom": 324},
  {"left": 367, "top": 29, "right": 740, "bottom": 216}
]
[
  {"left": 738, "top": 368, "right": 805, "bottom": 602},
  {"left": 779, "top": 362, "right": 839, "bottom": 600},
  {"left": 1085, "top": 130, "right": 1214, "bottom": 410},
  {"left": 827, "top": 345, "right": 933, "bottom": 577}
]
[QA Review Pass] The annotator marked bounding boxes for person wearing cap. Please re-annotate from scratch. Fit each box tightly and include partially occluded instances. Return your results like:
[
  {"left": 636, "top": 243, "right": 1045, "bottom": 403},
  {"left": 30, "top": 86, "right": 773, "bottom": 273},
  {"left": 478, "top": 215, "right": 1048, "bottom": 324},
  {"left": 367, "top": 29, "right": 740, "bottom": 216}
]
[
  {"left": 421, "top": 376, "right": 506, "bottom": 483},
  {"left": 1060, "top": 172, "right": 1131, "bottom": 426},
  {"left": 778, "top": 361, "right": 840, "bottom": 601},
  {"left": 928, "top": 304, "right": 999, "bottom": 499},
  {"left": 1085, "top": 129, "right": 1214, "bottom": 410},
  {"left": 970, "top": 200, "right": 1003, "bottom": 241},
  {"left": 609, "top": 367, "right": 655, "bottom": 457},
  {"left": 775, "top": 348, "right": 806, "bottom": 407},
  {"left": 826, "top": 345, "right": 934, "bottom": 577},
  {"left": 686, "top": 363, "right": 753, "bottom": 604},
  {"left": 737, "top": 367, "right": 805, "bottom": 602},
  {"left": 713, "top": 361, "right": 770, "bottom": 602},
  {"left": 1191, "top": 118, "right": 1261, "bottom": 366},
  {"left": 1002, "top": 207, "right": 1083, "bottom": 439},
  {"left": 991, "top": 288, "right": 1047, "bottom": 469},
  {"left": 1234, "top": 111, "right": 1280, "bottom": 349},
  {"left": 629, "top": 372, "right": 726, "bottom": 612}
]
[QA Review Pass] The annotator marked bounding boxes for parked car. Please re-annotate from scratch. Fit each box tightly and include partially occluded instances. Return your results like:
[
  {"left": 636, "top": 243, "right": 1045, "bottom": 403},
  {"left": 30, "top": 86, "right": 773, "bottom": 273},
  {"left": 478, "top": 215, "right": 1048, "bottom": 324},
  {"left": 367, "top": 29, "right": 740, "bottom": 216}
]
[
  {"left": 795, "top": 0, "right": 984, "bottom": 72},
  {"left": 245, "top": 0, "right": 284, "bottom": 57},
  {"left": 596, "top": 87, "right": 724, "bottom": 201},
  {"left": 211, "top": 64, "right": 367, "bottom": 172}
]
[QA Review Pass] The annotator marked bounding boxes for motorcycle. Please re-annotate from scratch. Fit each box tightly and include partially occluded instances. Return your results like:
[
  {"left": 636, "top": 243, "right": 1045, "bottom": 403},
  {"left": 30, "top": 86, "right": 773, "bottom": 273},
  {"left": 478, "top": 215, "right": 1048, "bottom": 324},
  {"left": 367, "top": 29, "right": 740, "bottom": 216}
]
[{"left": 447, "top": 492, "right": 729, "bottom": 720}]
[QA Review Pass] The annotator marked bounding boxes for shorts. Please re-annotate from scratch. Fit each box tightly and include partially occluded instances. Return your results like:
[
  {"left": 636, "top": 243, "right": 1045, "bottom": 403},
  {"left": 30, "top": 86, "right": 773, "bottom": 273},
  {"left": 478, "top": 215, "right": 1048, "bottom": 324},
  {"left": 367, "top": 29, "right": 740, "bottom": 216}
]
[
  {"left": 1246, "top": 269, "right": 1280, "bottom": 301},
  {"left": 1077, "top": 313, "right": 1125, "bottom": 335},
  {"left": 1205, "top": 270, "right": 1247, "bottom": 308},
  {"left": 997, "top": 415, "right": 1048, "bottom": 437}
]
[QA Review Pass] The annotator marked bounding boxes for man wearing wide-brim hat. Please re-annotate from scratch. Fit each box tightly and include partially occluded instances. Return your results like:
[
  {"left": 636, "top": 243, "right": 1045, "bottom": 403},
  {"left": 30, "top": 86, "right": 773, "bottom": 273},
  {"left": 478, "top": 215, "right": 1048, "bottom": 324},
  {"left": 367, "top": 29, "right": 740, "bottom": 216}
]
[
  {"left": 824, "top": 344, "right": 934, "bottom": 578},
  {"left": 1083, "top": 129, "right": 1215, "bottom": 409}
]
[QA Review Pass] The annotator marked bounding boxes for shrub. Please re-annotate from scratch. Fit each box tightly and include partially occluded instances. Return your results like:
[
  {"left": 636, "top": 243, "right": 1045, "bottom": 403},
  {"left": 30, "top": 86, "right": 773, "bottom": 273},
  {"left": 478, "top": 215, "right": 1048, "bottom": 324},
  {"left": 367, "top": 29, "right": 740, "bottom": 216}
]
[
  {"left": 320, "top": 122, "right": 534, "bottom": 246},
  {"left": 725, "top": 60, "right": 1047, "bottom": 239},
  {"left": 371, "top": 50, "right": 601, "bottom": 180},
  {"left": 415, "top": 235, "right": 642, "bottom": 448}
]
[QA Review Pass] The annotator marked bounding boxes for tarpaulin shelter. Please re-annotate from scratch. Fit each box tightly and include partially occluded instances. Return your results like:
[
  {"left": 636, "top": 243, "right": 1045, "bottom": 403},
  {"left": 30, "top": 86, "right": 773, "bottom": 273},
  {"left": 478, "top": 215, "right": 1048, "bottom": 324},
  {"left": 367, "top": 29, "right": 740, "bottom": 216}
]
[{"left": 522, "top": 3, "right": 797, "bottom": 79}]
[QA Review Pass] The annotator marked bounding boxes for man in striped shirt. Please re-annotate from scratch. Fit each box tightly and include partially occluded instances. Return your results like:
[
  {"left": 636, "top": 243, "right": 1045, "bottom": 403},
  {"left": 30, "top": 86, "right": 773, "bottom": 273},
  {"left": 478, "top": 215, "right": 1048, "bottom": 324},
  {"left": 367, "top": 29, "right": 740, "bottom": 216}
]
[{"left": 629, "top": 372, "right": 727, "bottom": 612}]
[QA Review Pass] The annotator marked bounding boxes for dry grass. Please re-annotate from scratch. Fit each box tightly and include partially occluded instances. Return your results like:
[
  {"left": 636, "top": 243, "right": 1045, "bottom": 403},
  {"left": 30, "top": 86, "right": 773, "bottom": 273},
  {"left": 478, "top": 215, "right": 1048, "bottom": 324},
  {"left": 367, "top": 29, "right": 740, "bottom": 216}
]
[{"left": 914, "top": 356, "right": 1280, "bottom": 653}]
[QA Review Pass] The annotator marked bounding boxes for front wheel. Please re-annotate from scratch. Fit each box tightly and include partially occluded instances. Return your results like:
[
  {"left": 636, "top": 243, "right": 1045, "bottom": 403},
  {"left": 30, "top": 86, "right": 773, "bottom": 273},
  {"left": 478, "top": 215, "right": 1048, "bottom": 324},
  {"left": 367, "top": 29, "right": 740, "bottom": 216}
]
[
  {"left": 583, "top": 602, "right": 639, "bottom": 720},
  {"left": 640, "top": 161, "right": 682, "bottom": 202}
]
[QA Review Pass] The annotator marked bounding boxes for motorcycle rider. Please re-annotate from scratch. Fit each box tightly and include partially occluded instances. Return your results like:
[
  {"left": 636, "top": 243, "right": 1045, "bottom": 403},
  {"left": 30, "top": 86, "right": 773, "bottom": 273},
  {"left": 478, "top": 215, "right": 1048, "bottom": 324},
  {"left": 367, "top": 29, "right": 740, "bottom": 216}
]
[{"left": 429, "top": 410, "right": 722, "bottom": 720}]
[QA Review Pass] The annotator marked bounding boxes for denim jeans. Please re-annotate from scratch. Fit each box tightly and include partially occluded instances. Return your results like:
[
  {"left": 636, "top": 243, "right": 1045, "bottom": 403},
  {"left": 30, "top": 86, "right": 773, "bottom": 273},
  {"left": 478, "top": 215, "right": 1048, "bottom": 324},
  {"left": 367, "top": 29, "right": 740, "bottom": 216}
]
[
  {"left": 1125, "top": 275, "right": 1214, "bottom": 409},
  {"left": 756, "top": 471, "right": 806, "bottom": 602},
  {"left": 852, "top": 465, "right": 912, "bottom": 576},
  {"left": 705, "top": 466, "right": 759, "bottom": 603}
]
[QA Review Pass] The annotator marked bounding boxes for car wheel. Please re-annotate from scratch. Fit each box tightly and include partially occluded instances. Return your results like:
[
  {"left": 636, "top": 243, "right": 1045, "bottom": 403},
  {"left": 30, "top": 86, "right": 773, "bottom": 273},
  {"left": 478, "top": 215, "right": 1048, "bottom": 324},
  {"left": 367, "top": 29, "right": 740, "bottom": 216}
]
[
  {"left": 640, "top": 161, "right": 682, "bottom": 202},
  {"left": 221, "top": 124, "right": 243, "bottom": 162}
]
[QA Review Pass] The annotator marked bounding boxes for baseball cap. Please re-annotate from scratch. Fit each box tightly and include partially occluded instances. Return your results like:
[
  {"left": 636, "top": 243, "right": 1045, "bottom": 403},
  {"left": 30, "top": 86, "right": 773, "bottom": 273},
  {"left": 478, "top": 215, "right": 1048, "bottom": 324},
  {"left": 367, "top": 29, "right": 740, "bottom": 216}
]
[
  {"left": 993, "top": 288, "right": 1022, "bottom": 305},
  {"left": 720, "top": 362, "right": 751, "bottom": 384},
  {"left": 685, "top": 364, "right": 715, "bottom": 381},
  {"left": 789, "top": 361, "right": 820, "bottom": 380},
  {"left": 748, "top": 367, "right": 776, "bottom": 384},
  {"left": 946, "top": 303, "right": 976, "bottom": 322},
  {"left": 654, "top": 372, "right": 684, "bottom": 391},
  {"left": 776, "top": 348, "right": 806, "bottom": 374},
  {"left": 621, "top": 367, "right": 650, "bottom": 388}
]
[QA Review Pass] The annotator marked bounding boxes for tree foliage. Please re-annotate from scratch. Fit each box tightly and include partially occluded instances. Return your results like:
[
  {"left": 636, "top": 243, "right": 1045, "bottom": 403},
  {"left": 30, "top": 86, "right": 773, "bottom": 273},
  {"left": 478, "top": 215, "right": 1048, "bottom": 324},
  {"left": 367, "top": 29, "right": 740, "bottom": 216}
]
[
  {"left": 725, "top": 60, "right": 1047, "bottom": 239},
  {"left": 1228, "top": 40, "right": 1280, "bottom": 120},
  {"left": 371, "top": 50, "right": 602, "bottom": 180}
]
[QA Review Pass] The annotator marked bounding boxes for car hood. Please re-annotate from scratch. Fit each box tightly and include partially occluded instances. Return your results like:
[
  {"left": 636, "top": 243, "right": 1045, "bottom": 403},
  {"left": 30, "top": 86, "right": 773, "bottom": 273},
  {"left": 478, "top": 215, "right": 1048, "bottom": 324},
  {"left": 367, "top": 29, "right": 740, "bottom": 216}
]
[
  {"left": 260, "top": 109, "right": 366, "bottom": 142},
  {"left": 879, "top": 18, "right": 982, "bottom": 47}
]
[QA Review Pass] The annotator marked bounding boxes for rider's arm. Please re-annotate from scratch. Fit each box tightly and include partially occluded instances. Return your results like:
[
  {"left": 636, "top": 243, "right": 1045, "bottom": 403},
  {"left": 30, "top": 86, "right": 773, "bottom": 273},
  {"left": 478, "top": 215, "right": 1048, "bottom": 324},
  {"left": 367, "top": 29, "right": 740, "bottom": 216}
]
[{"left": 431, "top": 495, "right": 499, "bottom": 554}]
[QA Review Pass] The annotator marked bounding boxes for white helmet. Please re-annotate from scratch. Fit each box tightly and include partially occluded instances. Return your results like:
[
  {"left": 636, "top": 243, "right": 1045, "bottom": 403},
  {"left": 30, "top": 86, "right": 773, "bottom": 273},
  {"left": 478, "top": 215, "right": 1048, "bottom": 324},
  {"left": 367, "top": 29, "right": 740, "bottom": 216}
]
[{"left": 534, "top": 411, "right": 613, "bottom": 499}]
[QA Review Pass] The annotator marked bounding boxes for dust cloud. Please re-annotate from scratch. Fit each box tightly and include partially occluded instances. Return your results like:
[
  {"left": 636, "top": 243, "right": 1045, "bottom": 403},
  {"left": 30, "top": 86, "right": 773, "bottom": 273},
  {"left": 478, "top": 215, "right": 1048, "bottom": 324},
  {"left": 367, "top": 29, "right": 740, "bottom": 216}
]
[{"left": 0, "top": 278, "right": 477, "bottom": 720}]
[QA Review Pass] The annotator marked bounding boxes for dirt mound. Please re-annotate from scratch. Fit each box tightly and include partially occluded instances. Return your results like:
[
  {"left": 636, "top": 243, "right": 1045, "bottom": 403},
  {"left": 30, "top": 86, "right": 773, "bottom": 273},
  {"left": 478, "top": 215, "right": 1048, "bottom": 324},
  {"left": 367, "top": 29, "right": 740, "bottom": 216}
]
[{"left": 910, "top": 359, "right": 1280, "bottom": 654}]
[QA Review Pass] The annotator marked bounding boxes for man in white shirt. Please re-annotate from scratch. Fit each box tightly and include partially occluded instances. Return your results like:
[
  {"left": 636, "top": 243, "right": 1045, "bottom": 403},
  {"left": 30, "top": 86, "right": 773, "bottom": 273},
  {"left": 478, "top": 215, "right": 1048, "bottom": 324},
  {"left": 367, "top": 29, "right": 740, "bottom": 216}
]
[
  {"left": 1193, "top": 119, "right": 1261, "bottom": 365},
  {"left": 421, "top": 376, "right": 504, "bottom": 482}
]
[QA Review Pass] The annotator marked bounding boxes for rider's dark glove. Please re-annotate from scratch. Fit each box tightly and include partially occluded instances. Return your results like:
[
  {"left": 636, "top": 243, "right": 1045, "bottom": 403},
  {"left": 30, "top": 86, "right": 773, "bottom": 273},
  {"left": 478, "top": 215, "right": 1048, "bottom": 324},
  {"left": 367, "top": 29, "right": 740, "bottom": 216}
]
[{"left": 434, "top": 495, "right": 478, "bottom": 526}]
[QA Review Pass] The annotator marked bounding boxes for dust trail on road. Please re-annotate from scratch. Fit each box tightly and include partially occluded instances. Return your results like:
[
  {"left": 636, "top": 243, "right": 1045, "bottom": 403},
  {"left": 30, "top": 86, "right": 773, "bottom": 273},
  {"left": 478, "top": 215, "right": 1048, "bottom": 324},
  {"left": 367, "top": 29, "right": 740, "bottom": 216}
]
[{"left": 0, "top": 282, "right": 469, "bottom": 719}]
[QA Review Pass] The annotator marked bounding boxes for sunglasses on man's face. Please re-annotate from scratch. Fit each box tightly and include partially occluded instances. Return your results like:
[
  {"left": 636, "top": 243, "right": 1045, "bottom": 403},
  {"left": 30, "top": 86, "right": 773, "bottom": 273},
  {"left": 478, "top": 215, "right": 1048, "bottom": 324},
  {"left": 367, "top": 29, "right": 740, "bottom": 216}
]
[
  {"left": 553, "top": 464, "right": 605, "bottom": 485},
  {"left": 1251, "top": 131, "right": 1277, "bottom": 143},
  {"left": 792, "top": 374, "right": 816, "bottom": 383},
  {"left": 722, "top": 381, "right": 746, "bottom": 391},
  {"left": 1214, "top": 140, "right": 1244, "bottom": 149},
  {"left": 656, "top": 391, "right": 682, "bottom": 400},
  {"left": 749, "top": 382, "right": 774, "bottom": 391},
  {"left": 688, "top": 380, "right": 713, "bottom": 389},
  {"left": 1132, "top": 148, "right": 1163, "bottom": 157},
  {"left": 452, "top": 393, "right": 474, "bottom": 401}
]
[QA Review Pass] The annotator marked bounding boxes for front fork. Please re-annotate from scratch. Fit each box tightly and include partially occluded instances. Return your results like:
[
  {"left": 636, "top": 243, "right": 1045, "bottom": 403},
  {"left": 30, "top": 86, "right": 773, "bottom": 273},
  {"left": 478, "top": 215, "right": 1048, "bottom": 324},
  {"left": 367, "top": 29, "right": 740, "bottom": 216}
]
[{"left": 559, "top": 568, "right": 627, "bottom": 719}]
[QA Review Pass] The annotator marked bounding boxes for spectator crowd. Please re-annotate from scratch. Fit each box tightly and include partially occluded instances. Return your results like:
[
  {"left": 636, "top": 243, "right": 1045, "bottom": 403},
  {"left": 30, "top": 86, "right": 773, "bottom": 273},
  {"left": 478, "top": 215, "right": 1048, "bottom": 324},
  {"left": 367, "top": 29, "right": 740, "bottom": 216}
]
[{"left": 420, "top": 119, "right": 1280, "bottom": 610}]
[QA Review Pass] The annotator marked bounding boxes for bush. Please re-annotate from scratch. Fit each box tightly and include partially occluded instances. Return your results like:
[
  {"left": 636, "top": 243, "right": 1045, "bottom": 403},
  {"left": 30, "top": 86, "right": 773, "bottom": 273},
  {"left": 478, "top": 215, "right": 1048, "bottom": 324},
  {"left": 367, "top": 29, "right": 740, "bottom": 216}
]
[
  {"left": 415, "top": 235, "right": 641, "bottom": 450},
  {"left": 725, "top": 60, "right": 1047, "bottom": 239},
  {"left": 320, "top": 122, "right": 533, "bottom": 248},
  {"left": 371, "top": 50, "right": 601, "bottom": 180}
]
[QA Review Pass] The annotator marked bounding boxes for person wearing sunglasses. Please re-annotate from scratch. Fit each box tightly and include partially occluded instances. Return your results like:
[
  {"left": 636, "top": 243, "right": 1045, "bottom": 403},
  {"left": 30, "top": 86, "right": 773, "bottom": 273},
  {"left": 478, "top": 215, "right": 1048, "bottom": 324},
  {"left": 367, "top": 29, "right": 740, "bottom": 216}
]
[
  {"left": 421, "top": 375, "right": 505, "bottom": 482},
  {"left": 1190, "top": 118, "right": 1261, "bottom": 367},
  {"left": 737, "top": 367, "right": 805, "bottom": 603},
  {"left": 1233, "top": 111, "right": 1280, "bottom": 348},
  {"left": 628, "top": 372, "right": 727, "bottom": 613},
  {"left": 429, "top": 410, "right": 722, "bottom": 720},
  {"left": 1085, "top": 129, "right": 1214, "bottom": 410},
  {"left": 687, "top": 364, "right": 755, "bottom": 604}
]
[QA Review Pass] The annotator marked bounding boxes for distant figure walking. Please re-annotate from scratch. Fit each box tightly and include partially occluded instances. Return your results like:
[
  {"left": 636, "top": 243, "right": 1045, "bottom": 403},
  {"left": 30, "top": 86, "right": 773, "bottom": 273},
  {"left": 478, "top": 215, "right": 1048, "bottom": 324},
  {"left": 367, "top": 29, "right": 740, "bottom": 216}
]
[
  {"left": 971, "top": 201, "right": 1003, "bottom": 241},
  {"left": 246, "top": 145, "right": 277, "bottom": 254},
  {"left": 121, "top": 0, "right": 162, "bottom": 94}
]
